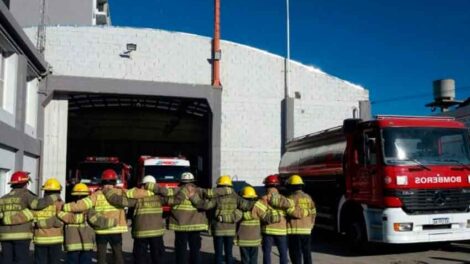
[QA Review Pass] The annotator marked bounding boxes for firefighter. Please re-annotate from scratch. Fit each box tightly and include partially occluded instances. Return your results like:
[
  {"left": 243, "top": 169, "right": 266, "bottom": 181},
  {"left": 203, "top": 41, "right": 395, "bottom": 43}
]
[
  {"left": 144, "top": 172, "right": 206, "bottom": 264},
  {"left": 143, "top": 172, "right": 234, "bottom": 264},
  {"left": 205, "top": 175, "right": 241, "bottom": 264},
  {"left": 0, "top": 171, "right": 59, "bottom": 264},
  {"left": 62, "top": 169, "right": 128, "bottom": 264},
  {"left": 32, "top": 178, "right": 65, "bottom": 264},
  {"left": 167, "top": 172, "right": 206, "bottom": 264},
  {"left": 189, "top": 176, "right": 270, "bottom": 264},
  {"left": 56, "top": 183, "right": 116, "bottom": 264},
  {"left": 259, "top": 175, "right": 294, "bottom": 264},
  {"left": 234, "top": 186, "right": 265, "bottom": 264},
  {"left": 285, "top": 175, "right": 316, "bottom": 264},
  {"left": 103, "top": 175, "right": 165, "bottom": 264}
]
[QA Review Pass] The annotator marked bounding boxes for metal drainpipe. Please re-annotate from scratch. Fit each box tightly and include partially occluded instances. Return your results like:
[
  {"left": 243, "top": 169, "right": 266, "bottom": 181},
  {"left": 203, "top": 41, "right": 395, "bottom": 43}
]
[{"left": 212, "top": 0, "right": 222, "bottom": 87}]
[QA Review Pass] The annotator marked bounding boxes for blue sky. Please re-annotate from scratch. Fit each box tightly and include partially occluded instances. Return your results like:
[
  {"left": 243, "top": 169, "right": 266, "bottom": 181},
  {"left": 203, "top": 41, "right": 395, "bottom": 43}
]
[{"left": 110, "top": 0, "right": 470, "bottom": 115}]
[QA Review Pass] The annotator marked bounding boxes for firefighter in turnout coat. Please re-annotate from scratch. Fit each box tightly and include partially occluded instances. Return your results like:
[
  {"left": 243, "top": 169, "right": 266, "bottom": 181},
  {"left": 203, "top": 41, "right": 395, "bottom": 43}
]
[
  {"left": 286, "top": 175, "right": 316, "bottom": 264},
  {"left": 32, "top": 178, "right": 65, "bottom": 264},
  {"left": 104, "top": 175, "right": 167, "bottom": 264},
  {"left": 188, "top": 175, "right": 252, "bottom": 264},
  {"left": 148, "top": 172, "right": 206, "bottom": 264},
  {"left": 234, "top": 186, "right": 282, "bottom": 264},
  {"left": 144, "top": 172, "right": 233, "bottom": 264},
  {"left": 0, "top": 171, "right": 59, "bottom": 264},
  {"left": 62, "top": 169, "right": 128, "bottom": 264},
  {"left": 57, "top": 183, "right": 116, "bottom": 264},
  {"left": 259, "top": 175, "right": 294, "bottom": 264}
]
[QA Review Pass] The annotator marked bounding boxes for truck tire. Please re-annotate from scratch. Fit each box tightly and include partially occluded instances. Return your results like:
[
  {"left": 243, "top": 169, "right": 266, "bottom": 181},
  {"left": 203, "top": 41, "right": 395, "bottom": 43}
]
[{"left": 346, "top": 216, "right": 367, "bottom": 253}]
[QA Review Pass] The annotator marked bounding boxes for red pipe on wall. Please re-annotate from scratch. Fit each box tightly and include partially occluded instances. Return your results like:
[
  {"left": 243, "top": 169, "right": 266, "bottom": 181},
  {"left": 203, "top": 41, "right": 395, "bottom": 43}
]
[{"left": 212, "top": 0, "right": 222, "bottom": 87}]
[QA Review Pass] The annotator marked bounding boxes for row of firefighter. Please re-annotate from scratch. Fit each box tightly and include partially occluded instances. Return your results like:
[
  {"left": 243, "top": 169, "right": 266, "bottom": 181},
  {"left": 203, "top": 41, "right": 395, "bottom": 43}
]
[{"left": 0, "top": 170, "right": 316, "bottom": 264}]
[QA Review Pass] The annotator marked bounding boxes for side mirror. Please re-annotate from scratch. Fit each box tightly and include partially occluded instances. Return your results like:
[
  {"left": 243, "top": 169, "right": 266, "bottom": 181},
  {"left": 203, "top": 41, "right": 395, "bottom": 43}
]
[
  {"left": 353, "top": 150, "right": 359, "bottom": 164},
  {"left": 366, "top": 138, "right": 376, "bottom": 165},
  {"left": 367, "top": 138, "right": 376, "bottom": 151}
]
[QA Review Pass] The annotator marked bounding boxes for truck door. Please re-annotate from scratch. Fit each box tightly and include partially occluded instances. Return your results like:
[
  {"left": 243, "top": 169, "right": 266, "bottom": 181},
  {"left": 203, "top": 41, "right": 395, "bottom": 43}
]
[{"left": 351, "top": 129, "right": 378, "bottom": 202}]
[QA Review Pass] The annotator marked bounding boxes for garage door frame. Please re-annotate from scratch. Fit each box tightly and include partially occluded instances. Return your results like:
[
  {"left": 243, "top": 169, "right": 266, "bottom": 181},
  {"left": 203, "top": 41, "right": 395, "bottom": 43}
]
[{"left": 41, "top": 75, "right": 222, "bottom": 187}]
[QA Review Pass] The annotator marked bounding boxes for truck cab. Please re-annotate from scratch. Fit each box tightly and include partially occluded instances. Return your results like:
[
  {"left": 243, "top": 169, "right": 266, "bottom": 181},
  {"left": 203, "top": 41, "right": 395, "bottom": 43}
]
[
  {"left": 69, "top": 157, "right": 131, "bottom": 194},
  {"left": 343, "top": 116, "right": 470, "bottom": 243}
]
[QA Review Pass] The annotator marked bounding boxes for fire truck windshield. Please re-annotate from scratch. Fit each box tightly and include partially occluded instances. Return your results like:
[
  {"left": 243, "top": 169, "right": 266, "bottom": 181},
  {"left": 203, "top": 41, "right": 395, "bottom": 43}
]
[
  {"left": 382, "top": 127, "right": 470, "bottom": 165},
  {"left": 78, "top": 163, "right": 122, "bottom": 184},
  {"left": 144, "top": 165, "right": 190, "bottom": 182}
]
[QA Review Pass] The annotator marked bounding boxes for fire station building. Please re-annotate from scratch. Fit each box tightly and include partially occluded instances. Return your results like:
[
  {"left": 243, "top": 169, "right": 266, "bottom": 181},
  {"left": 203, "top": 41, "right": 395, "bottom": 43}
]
[{"left": 1, "top": 0, "right": 369, "bottom": 196}]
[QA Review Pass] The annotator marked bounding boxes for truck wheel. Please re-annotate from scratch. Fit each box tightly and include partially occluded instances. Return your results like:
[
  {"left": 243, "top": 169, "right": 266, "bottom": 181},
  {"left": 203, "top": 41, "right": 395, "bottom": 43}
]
[{"left": 346, "top": 217, "right": 367, "bottom": 252}]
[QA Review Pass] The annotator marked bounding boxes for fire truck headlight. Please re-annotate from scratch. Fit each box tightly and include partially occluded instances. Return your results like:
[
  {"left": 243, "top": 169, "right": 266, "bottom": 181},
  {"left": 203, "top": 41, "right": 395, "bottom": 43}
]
[
  {"left": 467, "top": 175, "right": 470, "bottom": 183},
  {"left": 394, "top": 222, "right": 413, "bottom": 232},
  {"left": 396, "top": 175, "right": 408, "bottom": 185}
]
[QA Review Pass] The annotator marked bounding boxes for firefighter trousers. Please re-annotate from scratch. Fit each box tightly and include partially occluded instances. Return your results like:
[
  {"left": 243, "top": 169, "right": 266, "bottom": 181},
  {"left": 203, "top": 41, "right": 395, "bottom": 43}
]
[
  {"left": 1, "top": 240, "right": 31, "bottom": 264},
  {"left": 262, "top": 235, "right": 288, "bottom": 264},
  {"left": 174, "top": 231, "right": 201, "bottom": 264},
  {"left": 240, "top": 246, "right": 258, "bottom": 264},
  {"left": 96, "top": 234, "right": 124, "bottom": 264},
  {"left": 66, "top": 250, "right": 93, "bottom": 264},
  {"left": 213, "top": 235, "right": 234, "bottom": 264},
  {"left": 34, "top": 244, "right": 62, "bottom": 264},
  {"left": 288, "top": 234, "right": 312, "bottom": 264},
  {"left": 133, "top": 236, "right": 164, "bottom": 264}
]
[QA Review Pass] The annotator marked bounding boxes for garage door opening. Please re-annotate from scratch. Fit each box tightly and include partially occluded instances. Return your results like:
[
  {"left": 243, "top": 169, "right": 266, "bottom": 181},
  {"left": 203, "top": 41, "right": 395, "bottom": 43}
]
[{"left": 65, "top": 93, "right": 213, "bottom": 191}]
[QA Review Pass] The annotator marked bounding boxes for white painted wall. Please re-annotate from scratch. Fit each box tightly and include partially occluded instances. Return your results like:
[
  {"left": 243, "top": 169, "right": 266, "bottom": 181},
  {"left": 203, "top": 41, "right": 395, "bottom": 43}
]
[
  {"left": 0, "top": 147, "right": 15, "bottom": 197},
  {"left": 24, "top": 27, "right": 369, "bottom": 186},
  {"left": 42, "top": 99, "right": 68, "bottom": 200}
]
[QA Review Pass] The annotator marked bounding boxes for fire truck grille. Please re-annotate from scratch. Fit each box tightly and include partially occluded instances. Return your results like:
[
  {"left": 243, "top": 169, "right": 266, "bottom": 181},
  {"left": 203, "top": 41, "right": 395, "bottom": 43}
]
[{"left": 393, "top": 189, "right": 470, "bottom": 214}]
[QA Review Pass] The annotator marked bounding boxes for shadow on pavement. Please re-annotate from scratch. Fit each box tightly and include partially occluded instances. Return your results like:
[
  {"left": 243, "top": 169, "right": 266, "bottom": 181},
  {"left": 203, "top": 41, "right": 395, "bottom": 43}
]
[
  {"left": 430, "top": 256, "right": 470, "bottom": 264},
  {"left": 312, "top": 229, "right": 470, "bottom": 257}
]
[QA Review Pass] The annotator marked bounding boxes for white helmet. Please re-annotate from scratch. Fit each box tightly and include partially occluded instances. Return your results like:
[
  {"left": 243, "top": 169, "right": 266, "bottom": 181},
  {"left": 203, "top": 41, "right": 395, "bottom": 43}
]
[
  {"left": 181, "top": 172, "right": 195, "bottom": 183},
  {"left": 142, "top": 175, "right": 156, "bottom": 184}
]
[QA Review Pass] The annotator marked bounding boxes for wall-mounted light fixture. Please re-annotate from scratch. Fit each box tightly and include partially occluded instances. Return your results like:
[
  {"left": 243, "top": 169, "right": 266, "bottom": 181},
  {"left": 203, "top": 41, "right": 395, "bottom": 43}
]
[
  {"left": 213, "top": 50, "right": 222, "bottom": 60},
  {"left": 120, "top": 43, "right": 137, "bottom": 58}
]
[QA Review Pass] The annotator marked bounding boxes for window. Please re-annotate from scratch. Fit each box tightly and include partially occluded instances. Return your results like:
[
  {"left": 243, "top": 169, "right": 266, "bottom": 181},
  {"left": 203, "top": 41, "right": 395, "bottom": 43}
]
[
  {"left": 0, "top": 168, "right": 10, "bottom": 197},
  {"left": 25, "top": 78, "right": 39, "bottom": 136},
  {"left": 382, "top": 127, "right": 470, "bottom": 165},
  {"left": 144, "top": 165, "right": 191, "bottom": 182}
]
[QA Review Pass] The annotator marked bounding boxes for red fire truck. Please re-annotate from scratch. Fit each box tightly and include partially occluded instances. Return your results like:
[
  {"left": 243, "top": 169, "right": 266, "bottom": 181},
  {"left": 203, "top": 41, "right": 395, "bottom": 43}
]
[
  {"left": 70, "top": 157, "right": 131, "bottom": 193},
  {"left": 136, "top": 156, "right": 191, "bottom": 213},
  {"left": 279, "top": 116, "right": 470, "bottom": 247}
]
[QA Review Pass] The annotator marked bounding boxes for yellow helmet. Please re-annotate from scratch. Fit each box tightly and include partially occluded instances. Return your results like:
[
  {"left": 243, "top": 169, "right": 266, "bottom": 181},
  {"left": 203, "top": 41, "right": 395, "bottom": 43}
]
[
  {"left": 287, "top": 175, "right": 304, "bottom": 185},
  {"left": 241, "top": 186, "right": 257, "bottom": 199},
  {"left": 217, "top": 175, "right": 233, "bottom": 187},
  {"left": 42, "top": 178, "right": 62, "bottom": 191},
  {"left": 71, "top": 183, "right": 89, "bottom": 196}
]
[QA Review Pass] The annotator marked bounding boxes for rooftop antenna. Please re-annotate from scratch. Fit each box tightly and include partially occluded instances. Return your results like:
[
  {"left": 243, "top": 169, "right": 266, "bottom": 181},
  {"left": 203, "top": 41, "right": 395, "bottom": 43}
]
[{"left": 37, "top": 0, "right": 46, "bottom": 54}]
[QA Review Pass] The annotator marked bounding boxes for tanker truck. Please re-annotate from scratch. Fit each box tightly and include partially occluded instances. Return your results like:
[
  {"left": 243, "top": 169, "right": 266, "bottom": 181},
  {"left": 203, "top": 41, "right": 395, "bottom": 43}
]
[{"left": 279, "top": 115, "right": 470, "bottom": 248}]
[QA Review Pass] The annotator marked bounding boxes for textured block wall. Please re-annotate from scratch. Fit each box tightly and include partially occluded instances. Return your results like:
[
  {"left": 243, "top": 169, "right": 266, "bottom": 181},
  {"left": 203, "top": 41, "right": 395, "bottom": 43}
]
[{"left": 24, "top": 27, "right": 368, "bottom": 186}]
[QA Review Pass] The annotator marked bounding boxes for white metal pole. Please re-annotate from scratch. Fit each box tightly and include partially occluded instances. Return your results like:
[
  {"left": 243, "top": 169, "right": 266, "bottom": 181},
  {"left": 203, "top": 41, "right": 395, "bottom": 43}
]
[{"left": 285, "top": 0, "right": 291, "bottom": 98}]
